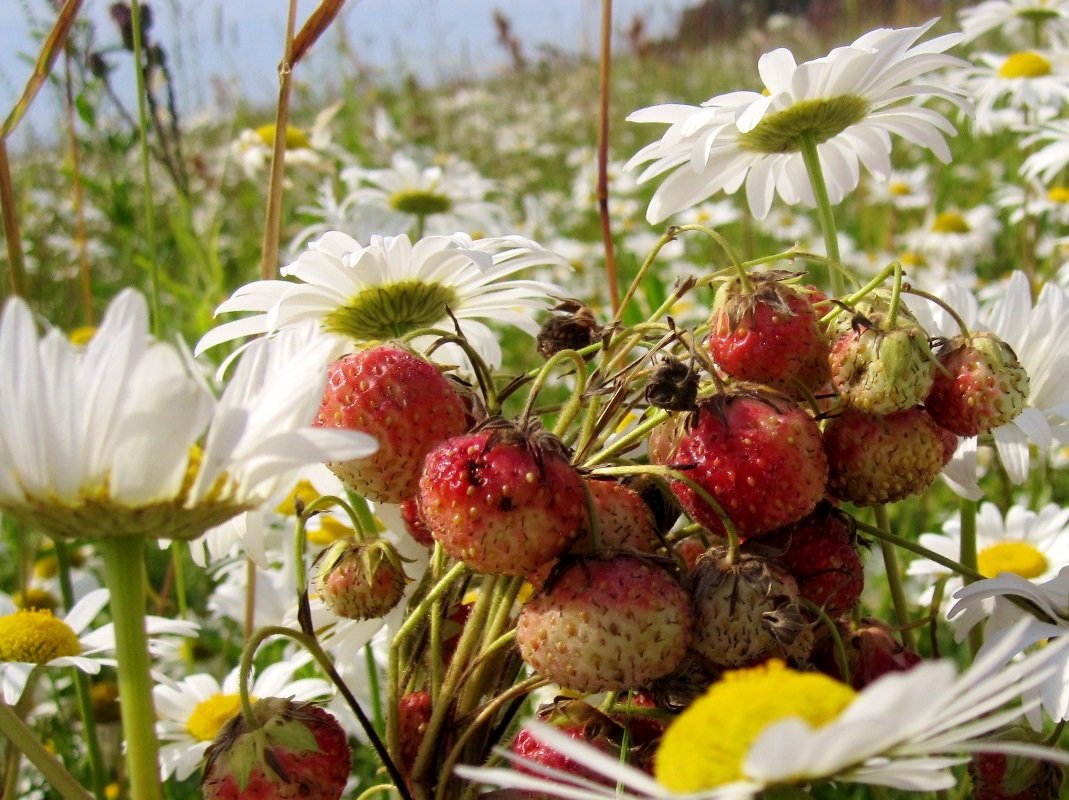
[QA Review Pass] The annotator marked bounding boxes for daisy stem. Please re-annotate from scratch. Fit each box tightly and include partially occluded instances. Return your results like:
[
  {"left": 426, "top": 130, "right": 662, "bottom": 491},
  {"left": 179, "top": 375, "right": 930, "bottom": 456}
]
[
  {"left": 128, "top": 0, "right": 161, "bottom": 337},
  {"left": 798, "top": 131, "right": 844, "bottom": 297},
  {"left": 0, "top": 697, "right": 91, "bottom": 800},
  {"left": 958, "top": 498, "right": 984, "bottom": 657},
  {"left": 98, "top": 536, "right": 162, "bottom": 800},
  {"left": 873, "top": 505, "right": 917, "bottom": 652}
]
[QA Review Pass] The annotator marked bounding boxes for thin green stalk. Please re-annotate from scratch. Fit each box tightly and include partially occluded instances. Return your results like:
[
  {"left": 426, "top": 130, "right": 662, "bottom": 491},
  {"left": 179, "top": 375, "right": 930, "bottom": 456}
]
[
  {"left": 596, "top": 0, "right": 620, "bottom": 313},
  {"left": 959, "top": 498, "right": 984, "bottom": 656},
  {"left": 798, "top": 131, "right": 844, "bottom": 296},
  {"left": 0, "top": 141, "right": 26, "bottom": 299},
  {"left": 98, "top": 537, "right": 162, "bottom": 800},
  {"left": 365, "top": 643, "right": 385, "bottom": 734},
  {"left": 873, "top": 506, "right": 917, "bottom": 652},
  {"left": 129, "top": 0, "right": 160, "bottom": 336},
  {"left": 0, "top": 698, "right": 91, "bottom": 800},
  {"left": 612, "top": 227, "right": 680, "bottom": 326},
  {"left": 519, "top": 349, "right": 587, "bottom": 432}
]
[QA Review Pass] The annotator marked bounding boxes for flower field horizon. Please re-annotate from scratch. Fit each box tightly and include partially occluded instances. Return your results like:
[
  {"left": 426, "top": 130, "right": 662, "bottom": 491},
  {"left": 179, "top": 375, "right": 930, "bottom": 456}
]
[{"left": 2, "top": 1, "right": 1069, "bottom": 799}]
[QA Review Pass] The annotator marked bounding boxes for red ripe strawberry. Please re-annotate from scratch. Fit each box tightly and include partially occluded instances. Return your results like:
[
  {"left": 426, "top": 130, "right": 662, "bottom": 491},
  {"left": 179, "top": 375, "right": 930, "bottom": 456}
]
[
  {"left": 311, "top": 539, "right": 409, "bottom": 620},
  {"left": 418, "top": 418, "right": 586, "bottom": 576},
  {"left": 829, "top": 312, "right": 937, "bottom": 415},
  {"left": 201, "top": 698, "right": 350, "bottom": 800},
  {"left": 823, "top": 407, "right": 944, "bottom": 507},
  {"left": 926, "top": 331, "right": 1030, "bottom": 436},
  {"left": 688, "top": 544, "right": 812, "bottom": 668},
  {"left": 510, "top": 701, "right": 626, "bottom": 791},
  {"left": 813, "top": 617, "right": 921, "bottom": 689},
  {"left": 707, "top": 272, "right": 831, "bottom": 396},
  {"left": 399, "top": 496, "right": 434, "bottom": 548},
  {"left": 657, "top": 387, "right": 828, "bottom": 539},
  {"left": 574, "top": 478, "right": 657, "bottom": 554},
  {"left": 969, "top": 751, "right": 1065, "bottom": 800},
  {"left": 397, "top": 691, "right": 433, "bottom": 774},
  {"left": 517, "top": 554, "right": 692, "bottom": 692},
  {"left": 760, "top": 504, "right": 864, "bottom": 617},
  {"left": 316, "top": 343, "right": 469, "bottom": 503}
]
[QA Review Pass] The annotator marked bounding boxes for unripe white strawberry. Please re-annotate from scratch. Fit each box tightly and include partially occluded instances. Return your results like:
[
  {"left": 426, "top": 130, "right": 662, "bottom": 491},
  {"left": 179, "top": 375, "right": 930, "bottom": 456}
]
[
  {"left": 517, "top": 554, "right": 692, "bottom": 692},
  {"left": 926, "top": 331, "right": 1029, "bottom": 436},
  {"left": 311, "top": 538, "right": 409, "bottom": 620}
]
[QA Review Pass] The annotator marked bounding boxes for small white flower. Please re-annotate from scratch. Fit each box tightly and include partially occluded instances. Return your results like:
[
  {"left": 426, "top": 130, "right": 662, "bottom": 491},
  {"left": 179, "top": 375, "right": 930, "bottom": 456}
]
[
  {"left": 1021, "top": 119, "right": 1069, "bottom": 182},
  {"left": 900, "top": 205, "right": 1000, "bottom": 271},
  {"left": 958, "top": 0, "right": 1069, "bottom": 45},
  {"left": 955, "top": 50, "right": 1069, "bottom": 132}
]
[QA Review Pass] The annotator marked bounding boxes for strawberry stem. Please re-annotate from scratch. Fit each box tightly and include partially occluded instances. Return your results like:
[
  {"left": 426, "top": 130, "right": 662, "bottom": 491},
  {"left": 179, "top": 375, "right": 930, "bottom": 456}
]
[
  {"left": 872, "top": 506, "right": 917, "bottom": 652},
  {"left": 886, "top": 261, "right": 904, "bottom": 328},
  {"left": 612, "top": 226, "right": 682, "bottom": 326},
  {"left": 521, "top": 349, "right": 588, "bottom": 432},
  {"left": 819, "top": 260, "right": 898, "bottom": 327},
  {"left": 800, "top": 598, "right": 851, "bottom": 683},
  {"left": 903, "top": 285, "right": 972, "bottom": 338},
  {"left": 672, "top": 223, "right": 750, "bottom": 293}
]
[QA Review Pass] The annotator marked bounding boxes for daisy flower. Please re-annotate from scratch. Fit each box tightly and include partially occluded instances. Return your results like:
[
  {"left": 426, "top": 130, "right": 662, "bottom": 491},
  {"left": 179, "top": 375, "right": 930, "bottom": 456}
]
[
  {"left": 865, "top": 165, "right": 932, "bottom": 210},
  {"left": 995, "top": 178, "right": 1069, "bottom": 227},
  {"left": 958, "top": 0, "right": 1069, "bottom": 45},
  {"left": 908, "top": 501, "right": 1069, "bottom": 606},
  {"left": 459, "top": 623, "right": 1069, "bottom": 798},
  {"left": 948, "top": 567, "right": 1069, "bottom": 724},
  {"left": 341, "top": 152, "right": 508, "bottom": 237},
  {"left": 906, "top": 271, "right": 1069, "bottom": 493},
  {"left": 231, "top": 101, "right": 344, "bottom": 179},
  {"left": 195, "top": 231, "right": 566, "bottom": 370},
  {"left": 900, "top": 204, "right": 1000, "bottom": 271},
  {"left": 1021, "top": 118, "right": 1069, "bottom": 182},
  {"left": 0, "top": 588, "right": 197, "bottom": 704},
  {"left": 956, "top": 50, "right": 1069, "bottom": 132},
  {"left": 625, "top": 20, "right": 966, "bottom": 221},
  {"left": 0, "top": 290, "right": 376, "bottom": 544},
  {"left": 153, "top": 657, "right": 332, "bottom": 781}
]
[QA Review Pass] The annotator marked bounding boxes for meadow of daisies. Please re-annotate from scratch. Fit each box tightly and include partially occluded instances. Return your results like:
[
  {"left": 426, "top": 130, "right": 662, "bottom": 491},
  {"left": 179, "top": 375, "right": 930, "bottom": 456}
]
[{"left": 5, "top": 1, "right": 1069, "bottom": 799}]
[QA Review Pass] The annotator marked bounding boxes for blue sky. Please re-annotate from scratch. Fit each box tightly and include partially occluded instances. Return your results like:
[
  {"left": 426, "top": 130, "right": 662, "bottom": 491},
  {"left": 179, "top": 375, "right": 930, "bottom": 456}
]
[{"left": 1, "top": 0, "right": 693, "bottom": 149}]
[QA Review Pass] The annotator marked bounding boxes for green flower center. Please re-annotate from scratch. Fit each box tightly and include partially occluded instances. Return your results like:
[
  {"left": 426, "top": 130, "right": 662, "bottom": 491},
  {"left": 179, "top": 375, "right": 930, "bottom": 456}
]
[
  {"left": 999, "top": 51, "right": 1052, "bottom": 79},
  {"left": 932, "top": 211, "right": 971, "bottom": 233},
  {"left": 186, "top": 693, "right": 250, "bottom": 742},
  {"left": 738, "top": 95, "right": 870, "bottom": 154},
  {"left": 978, "top": 541, "right": 1049, "bottom": 579},
  {"left": 654, "top": 660, "right": 856, "bottom": 791},
  {"left": 324, "top": 280, "right": 460, "bottom": 340},
  {"left": 0, "top": 609, "right": 82, "bottom": 664},
  {"left": 389, "top": 189, "right": 453, "bottom": 217}
]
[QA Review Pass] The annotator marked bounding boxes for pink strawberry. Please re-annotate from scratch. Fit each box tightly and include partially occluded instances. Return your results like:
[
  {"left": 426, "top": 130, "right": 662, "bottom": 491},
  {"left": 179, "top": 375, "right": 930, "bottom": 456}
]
[
  {"left": 926, "top": 331, "right": 1030, "bottom": 436},
  {"left": 707, "top": 271, "right": 831, "bottom": 396},
  {"left": 418, "top": 418, "right": 586, "bottom": 576},
  {"left": 399, "top": 496, "right": 435, "bottom": 548},
  {"left": 201, "top": 698, "right": 351, "bottom": 800},
  {"left": 574, "top": 478, "right": 657, "bottom": 554},
  {"left": 517, "top": 554, "right": 692, "bottom": 692},
  {"left": 397, "top": 691, "right": 433, "bottom": 775},
  {"left": 315, "top": 343, "right": 470, "bottom": 503},
  {"left": 823, "top": 407, "right": 944, "bottom": 507},
  {"left": 655, "top": 387, "right": 828, "bottom": 539},
  {"left": 311, "top": 539, "right": 409, "bottom": 620},
  {"left": 760, "top": 503, "right": 864, "bottom": 617}
]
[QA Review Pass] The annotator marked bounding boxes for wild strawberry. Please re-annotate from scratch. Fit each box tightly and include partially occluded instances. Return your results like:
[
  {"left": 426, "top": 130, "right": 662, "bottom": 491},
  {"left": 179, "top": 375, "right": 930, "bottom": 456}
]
[
  {"left": 829, "top": 311, "right": 937, "bottom": 414},
  {"left": 517, "top": 554, "right": 692, "bottom": 692},
  {"left": 760, "top": 503, "right": 864, "bottom": 617},
  {"left": 707, "top": 271, "right": 831, "bottom": 396},
  {"left": 201, "top": 698, "right": 350, "bottom": 800},
  {"left": 813, "top": 617, "right": 921, "bottom": 689},
  {"left": 823, "top": 407, "right": 944, "bottom": 507},
  {"left": 574, "top": 478, "right": 657, "bottom": 554},
  {"left": 311, "top": 538, "right": 409, "bottom": 620},
  {"left": 926, "top": 331, "right": 1030, "bottom": 436},
  {"left": 688, "top": 544, "right": 812, "bottom": 668},
  {"left": 397, "top": 691, "right": 433, "bottom": 775},
  {"left": 418, "top": 418, "right": 586, "bottom": 576},
  {"left": 969, "top": 750, "right": 1065, "bottom": 800},
  {"left": 656, "top": 387, "right": 828, "bottom": 539},
  {"left": 315, "top": 343, "right": 470, "bottom": 503},
  {"left": 399, "top": 496, "right": 434, "bottom": 548}
]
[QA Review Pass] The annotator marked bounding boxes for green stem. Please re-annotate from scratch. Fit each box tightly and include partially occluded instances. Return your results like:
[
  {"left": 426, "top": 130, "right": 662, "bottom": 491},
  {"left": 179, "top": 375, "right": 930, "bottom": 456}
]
[
  {"left": 872, "top": 506, "right": 917, "bottom": 652},
  {"left": 0, "top": 698, "right": 91, "bottom": 800},
  {"left": 612, "top": 227, "right": 680, "bottom": 326},
  {"left": 798, "top": 130, "right": 844, "bottom": 296},
  {"left": 519, "top": 349, "right": 587, "bottom": 431},
  {"left": 98, "top": 537, "right": 161, "bottom": 800},
  {"left": 886, "top": 261, "right": 903, "bottom": 328},
  {"left": 671, "top": 223, "right": 748, "bottom": 290},
  {"left": 365, "top": 642, "right": 385, "bottom": 734},
  {"left": 128, "top": 0, "right": 160, "bottom": 337},
  {"left": 958, "top": 498, "right": 984, "bottom": 656}
]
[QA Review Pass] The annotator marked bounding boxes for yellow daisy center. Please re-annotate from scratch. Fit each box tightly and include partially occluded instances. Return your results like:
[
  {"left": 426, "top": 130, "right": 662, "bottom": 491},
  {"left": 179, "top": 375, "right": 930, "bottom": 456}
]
[
  {"left": 1047, "top": 186, "right": 1069, "bottom": 204},
  {"left": 978, "top": 541, "right": 1049, "bottom": 579},
  {"left": 388, "top": 189, "right": 454, "bottom": 217},
  {"left": 654, "top": 660, "right": 856, "bottom": 791},
  {"left": 324, "top": 280, "right": 460, "bottom": 340},
  {"left": 186, "top": 693, "right": 251, "bottom": 742},
  {"left": 69, "top": 326, "right": 97, "bottom": 346},
  {"left": 998, "top": 51, "right": 1052, "bottom": 79},
  {"left": 308, "top": 515, "right": 355, "bottom": 547},
  {"left": 254, "top": 124, "right": 311, "bottom": 149},
  {"left": 13, "top": 588, "right": 59, "bottom": 612},
  {"left": 0, "top": 609, "right": 82, "bottom": 664},
  {"left": 738, "top": 94, "right": 870, "bottom": 154},
  {"left": 900, "top": 251, "right": 927, "bottom": 267},
  {"left": 276, "top": 480, "right": 321, "bottom": 516},
  {"left": 932, "top": 211, "right": 971, "bottom": 234},
  {"left": 889, "top": 181, "right": 912, "bottom": 196}
]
